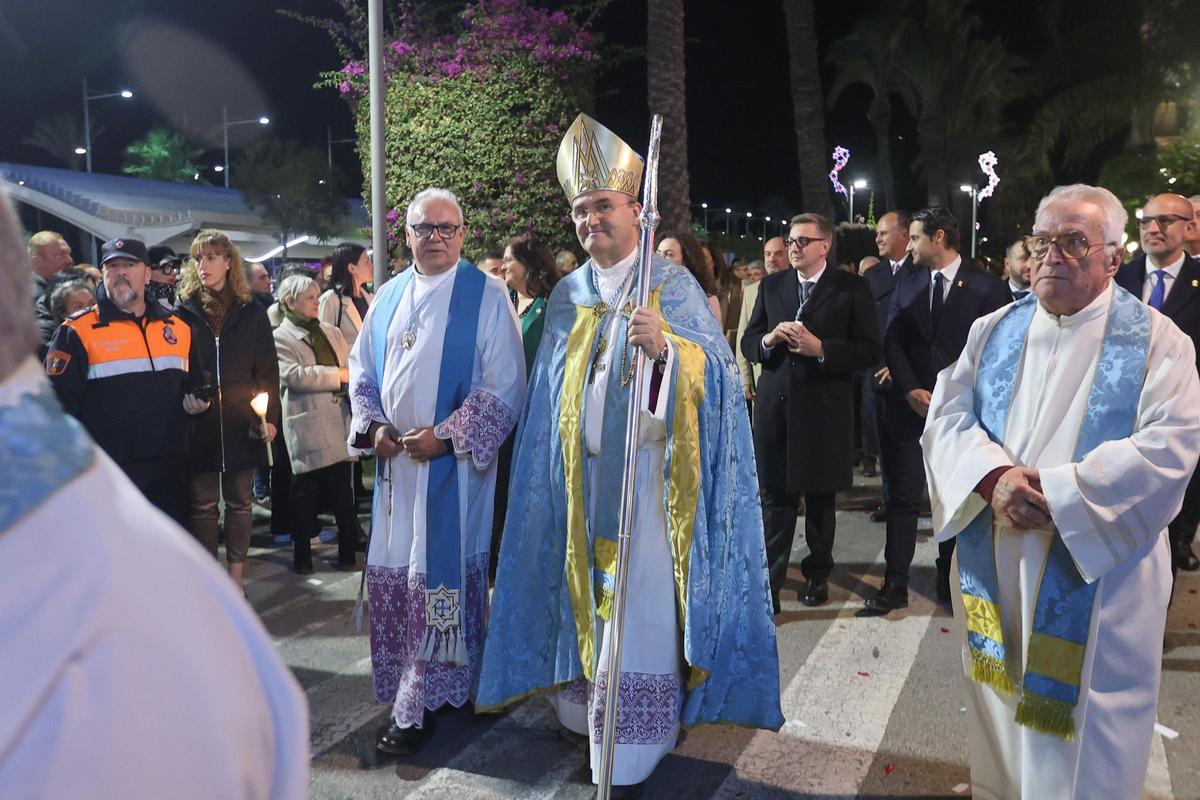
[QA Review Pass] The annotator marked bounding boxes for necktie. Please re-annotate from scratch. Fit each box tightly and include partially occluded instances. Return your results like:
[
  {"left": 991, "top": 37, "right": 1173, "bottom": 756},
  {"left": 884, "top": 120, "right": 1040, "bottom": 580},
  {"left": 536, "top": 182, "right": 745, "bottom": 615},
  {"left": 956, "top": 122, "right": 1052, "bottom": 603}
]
[
  {"left": 931, "top": 272, "right": 945, "bottom": 331},
  {"left": 891, "top": 261, "right": 901, "bottom": 275},
  {"left": 1014, "top": 289, "right": 1029, "bottom": 301},
  {"left": 1148, "top": 269, "right": 1168, "bottom": 310},
  {"left": 796, "top": 280, "right": 813, "bottom": 320}
]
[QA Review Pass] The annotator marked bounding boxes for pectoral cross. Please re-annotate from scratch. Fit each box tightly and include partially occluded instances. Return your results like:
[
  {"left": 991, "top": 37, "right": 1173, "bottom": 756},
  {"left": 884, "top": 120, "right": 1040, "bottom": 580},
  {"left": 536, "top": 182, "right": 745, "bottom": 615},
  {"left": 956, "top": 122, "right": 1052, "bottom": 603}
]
[{"left": 588, "top": 335, "right": 608, "bottom": 384}]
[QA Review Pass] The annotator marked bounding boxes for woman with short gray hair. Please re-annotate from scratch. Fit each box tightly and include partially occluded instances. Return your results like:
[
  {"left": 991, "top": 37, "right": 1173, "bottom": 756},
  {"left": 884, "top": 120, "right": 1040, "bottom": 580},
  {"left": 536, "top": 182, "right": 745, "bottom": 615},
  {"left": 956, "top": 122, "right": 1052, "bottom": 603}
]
[{"left": 273, "top": 272, "right": 358, "bottom": 574}]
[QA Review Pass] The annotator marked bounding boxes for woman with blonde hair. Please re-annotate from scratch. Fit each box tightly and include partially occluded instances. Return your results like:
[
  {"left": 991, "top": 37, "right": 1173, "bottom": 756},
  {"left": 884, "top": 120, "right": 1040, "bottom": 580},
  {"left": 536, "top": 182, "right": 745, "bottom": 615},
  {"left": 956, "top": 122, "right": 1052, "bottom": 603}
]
[{"left": 175, "top": 229, "right": 280, "bottom": 589}]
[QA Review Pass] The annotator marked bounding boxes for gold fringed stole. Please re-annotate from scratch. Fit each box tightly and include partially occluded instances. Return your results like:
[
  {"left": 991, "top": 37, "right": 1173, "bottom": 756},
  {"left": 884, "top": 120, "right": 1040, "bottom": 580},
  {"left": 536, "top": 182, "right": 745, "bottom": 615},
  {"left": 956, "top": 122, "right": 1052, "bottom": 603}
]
[{"left": 558, "top": 289, "right": 706, "bottom": 683}]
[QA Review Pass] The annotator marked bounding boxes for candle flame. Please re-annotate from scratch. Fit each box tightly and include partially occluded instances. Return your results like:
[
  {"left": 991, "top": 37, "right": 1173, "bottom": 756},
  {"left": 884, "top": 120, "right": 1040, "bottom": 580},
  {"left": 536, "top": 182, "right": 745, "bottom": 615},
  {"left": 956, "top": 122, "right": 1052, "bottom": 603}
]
[{"left": 250, "top": 392, "right": 269, "bottom": 417}]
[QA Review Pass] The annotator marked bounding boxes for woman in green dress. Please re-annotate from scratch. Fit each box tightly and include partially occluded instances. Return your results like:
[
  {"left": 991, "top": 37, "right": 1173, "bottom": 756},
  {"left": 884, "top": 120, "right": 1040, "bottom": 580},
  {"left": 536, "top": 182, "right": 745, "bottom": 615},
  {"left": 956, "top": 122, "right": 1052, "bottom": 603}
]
[{"left": 501, "top": 233, "right": 559, "bottom": 376}]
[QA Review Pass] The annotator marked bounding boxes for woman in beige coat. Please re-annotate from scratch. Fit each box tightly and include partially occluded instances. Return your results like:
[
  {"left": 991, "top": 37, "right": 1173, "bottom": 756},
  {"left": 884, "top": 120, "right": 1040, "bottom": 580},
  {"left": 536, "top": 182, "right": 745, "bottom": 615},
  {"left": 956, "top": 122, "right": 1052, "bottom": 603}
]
[{"left": 274, "top": 273, "right": 358, "bottom": 574}]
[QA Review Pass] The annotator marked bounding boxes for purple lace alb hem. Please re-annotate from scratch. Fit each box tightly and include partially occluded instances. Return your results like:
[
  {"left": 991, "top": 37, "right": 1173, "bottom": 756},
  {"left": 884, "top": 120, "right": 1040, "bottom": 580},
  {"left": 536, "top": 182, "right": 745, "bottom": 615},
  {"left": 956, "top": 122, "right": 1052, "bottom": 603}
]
[
  {"left": 367, "top": 553, "right": 489, "bottom": 727},
  {"left": 560, "top": 671, "right": 681, "bottom": 745},
  {"left": 433, "top": 389, "right": 516, "bottom": 470}
]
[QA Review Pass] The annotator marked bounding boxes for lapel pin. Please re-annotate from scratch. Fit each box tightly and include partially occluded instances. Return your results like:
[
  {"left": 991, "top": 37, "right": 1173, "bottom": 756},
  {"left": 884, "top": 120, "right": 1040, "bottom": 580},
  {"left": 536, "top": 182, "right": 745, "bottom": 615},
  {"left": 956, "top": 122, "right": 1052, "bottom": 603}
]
[
  {"left": 956, "top": 280, "right": 964, "bottom": 288},
  {"left": 1192, "top": 279, "right": 1198, "bottom": 287}
]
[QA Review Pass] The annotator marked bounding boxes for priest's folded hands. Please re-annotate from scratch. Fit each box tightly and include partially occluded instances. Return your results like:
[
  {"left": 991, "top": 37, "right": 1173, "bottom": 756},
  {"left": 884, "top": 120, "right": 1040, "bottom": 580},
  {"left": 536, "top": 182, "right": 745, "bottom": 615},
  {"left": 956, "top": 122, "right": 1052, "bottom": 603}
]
[{"left": 990, "top": 466, "right": 1052, "bottom": 530}]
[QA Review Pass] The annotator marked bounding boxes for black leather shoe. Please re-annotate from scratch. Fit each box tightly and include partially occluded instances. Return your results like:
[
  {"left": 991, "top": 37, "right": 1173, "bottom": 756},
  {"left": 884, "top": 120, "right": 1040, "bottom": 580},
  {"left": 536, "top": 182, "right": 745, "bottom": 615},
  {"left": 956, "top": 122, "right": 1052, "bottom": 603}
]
[
  {"left": 592, "top": 783, "right": 644, "bottom": 800},
  {"left": 1176, "top": 545, "right": 1200, "bottom": 572},
  {"left": 772, "top": 593, "right": 782, "bottom": 615},
  {"left": 858, "top": 582, "right": 908, "bottom": 616},
  {"left": 800, "top": 578, "right": 829, "bottom": 607},
  {"left": 870, "top": 505, "right": 888, "bottom": 523},
  {"left": 376, "top": 712, "right": 436, "bottom": 756},
  {"left": 294, "top": 560, "right": 314, "bottom": 575},
  {"left": 936, "top": 572, "right": 952, "bottom": 603}
]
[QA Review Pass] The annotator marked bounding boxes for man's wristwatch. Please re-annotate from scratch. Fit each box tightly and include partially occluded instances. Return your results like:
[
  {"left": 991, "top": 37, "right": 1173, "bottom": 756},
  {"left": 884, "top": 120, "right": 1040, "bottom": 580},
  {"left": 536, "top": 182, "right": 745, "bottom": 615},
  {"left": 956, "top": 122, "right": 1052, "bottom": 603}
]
[{"left": 653, "top": 342, "right": 669, "bottom": 366}]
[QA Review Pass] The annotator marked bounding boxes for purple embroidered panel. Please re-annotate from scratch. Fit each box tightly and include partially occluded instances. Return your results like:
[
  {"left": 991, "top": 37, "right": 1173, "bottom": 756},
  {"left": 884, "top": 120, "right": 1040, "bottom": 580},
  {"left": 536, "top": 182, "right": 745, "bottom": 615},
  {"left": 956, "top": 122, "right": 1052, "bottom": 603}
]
[
  {"left": 366, "top": 553, "right": 489, "bottom": 727},
  {"left": 433, "top": 389, "right": 516, "bottom": 470},
  {"left": 589, "top": 671, "right": 681, "bottom": 745},
  {"left": 559, "top": 676, "right": 590, "bottom": 706},
  {"left": 348, "top": 376, "right": 387, "bottom": 451}
]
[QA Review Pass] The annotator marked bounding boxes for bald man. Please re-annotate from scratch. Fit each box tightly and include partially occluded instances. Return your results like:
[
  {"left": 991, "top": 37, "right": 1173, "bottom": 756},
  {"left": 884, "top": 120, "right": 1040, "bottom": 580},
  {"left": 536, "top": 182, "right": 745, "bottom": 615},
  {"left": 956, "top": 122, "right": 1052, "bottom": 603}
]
[
  {"left": 1117, "top": 192, "right": 1200, "bottom": 573},
  {"left": 763, "top": 236, "right": 789, "bottom": 273}
]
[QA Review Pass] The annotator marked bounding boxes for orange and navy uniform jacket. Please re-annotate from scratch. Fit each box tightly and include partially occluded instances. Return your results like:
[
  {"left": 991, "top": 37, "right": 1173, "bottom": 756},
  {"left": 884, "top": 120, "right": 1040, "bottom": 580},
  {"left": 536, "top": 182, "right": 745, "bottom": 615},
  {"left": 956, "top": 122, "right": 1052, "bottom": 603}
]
[{"left": 45, "top": 283, "right": 207, "bottom": 466}]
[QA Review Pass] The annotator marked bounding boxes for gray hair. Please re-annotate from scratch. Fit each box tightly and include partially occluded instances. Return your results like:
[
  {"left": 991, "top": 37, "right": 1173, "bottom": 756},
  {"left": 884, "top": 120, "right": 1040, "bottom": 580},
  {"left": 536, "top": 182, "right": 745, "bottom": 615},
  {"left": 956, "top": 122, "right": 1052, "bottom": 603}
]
[
  {"left": 49, "top": 279, "right": 96, "bottom": 324},
  {"left": 1188, "top": 195, "right": 1200, "bottom": 206},
  {"left": 406, "top": 188, "right": 464, "bottom": 226},
  {"left": 276, "top": 273, "right": 317, "bottom": 308},
  {"left": 1035, "top": 184, "right": 1128, "bottom": 244},
  {"left": 0, "top": 192, "right": 39, "bottom": 382}
]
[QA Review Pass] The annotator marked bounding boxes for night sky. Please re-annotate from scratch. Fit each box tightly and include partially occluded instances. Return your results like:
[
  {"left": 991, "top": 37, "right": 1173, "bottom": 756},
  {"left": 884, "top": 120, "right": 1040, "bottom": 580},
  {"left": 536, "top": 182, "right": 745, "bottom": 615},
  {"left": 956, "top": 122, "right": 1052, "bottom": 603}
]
[{"left": 0, "top": 0, "right": 1059, "bottom": 226}]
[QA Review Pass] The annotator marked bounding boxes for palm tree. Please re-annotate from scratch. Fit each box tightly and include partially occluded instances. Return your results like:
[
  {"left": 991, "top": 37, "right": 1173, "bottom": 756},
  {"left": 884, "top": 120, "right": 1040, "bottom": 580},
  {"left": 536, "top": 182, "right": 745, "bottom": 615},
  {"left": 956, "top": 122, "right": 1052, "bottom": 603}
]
[
  {"left": 893, "top": 0, "right": 1027, "bottom": 206},
  {"left": 826, "top": 16, "right": 910, "bottom": 213},
  {"left": 22, "top": 113, "right": 99, "bottom": 170},
  {"left": 124, "top": 129, "right": 207, "bottom": 183},
  {"left": 782, "top": 0, "right": 834, "bottom": 220},
  {"left": 646, "top": 0, "right": 691, "bottom": 232}
]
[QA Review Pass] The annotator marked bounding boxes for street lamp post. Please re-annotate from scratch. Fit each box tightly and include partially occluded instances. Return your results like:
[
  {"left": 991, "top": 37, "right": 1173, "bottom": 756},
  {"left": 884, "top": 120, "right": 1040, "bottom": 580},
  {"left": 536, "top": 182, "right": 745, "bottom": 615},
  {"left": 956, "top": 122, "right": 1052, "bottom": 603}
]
[
  {"left": 745, "top": 210, "right": 752, "bottom": 238},
  {"left": 848, "top": 178, "right": 867, "bottom": 223},
  {"left": 763, "top": 216, "right": 771, "bottom": 239},
  {"left": 700, "top": 202, "right": 708, "bottom": 231},
  {"left": 960, "top": 184, "right": 979, "bottom": 259},
  {"left": 222, "top": 106, "right": 270, "bottom": 188},
  {"left": 80, "top": 78, "right": 133, "bottom": 260},
  {"left": 327, "top": 126, "right": 356, "bottom": 172},
  {"left": 724, "top": 207, "right": 732, "bottom": 236}
]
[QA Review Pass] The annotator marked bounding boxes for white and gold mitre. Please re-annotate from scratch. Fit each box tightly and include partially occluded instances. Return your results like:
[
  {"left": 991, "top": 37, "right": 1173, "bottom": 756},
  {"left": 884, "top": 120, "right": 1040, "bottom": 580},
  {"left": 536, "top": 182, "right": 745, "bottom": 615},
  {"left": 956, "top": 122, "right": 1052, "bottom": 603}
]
[{"left": 556, "top": 113, "right": 644, "bottom": 203}]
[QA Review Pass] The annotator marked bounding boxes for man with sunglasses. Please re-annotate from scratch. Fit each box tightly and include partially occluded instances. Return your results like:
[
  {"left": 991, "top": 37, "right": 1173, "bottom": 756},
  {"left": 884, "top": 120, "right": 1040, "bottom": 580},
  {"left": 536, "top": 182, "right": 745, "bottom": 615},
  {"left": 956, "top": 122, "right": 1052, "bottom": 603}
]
[
  {"left": 862, "top": 206, "right": 1009, "bottom": 616},
  {"left": 1116, "top": 192, "right": 1200, "bottom": 573},
  {"left": 146, "top": 245, "right": 181, "bottom": 309},
  {"left": 346, "top": 187, "right": 525, "bottom": 758},
  {"left": 924, "top": 184, "right": 1200, "bottom": 798},
  {"left": 742, "top": 212, "right": 881, "bottom": 612}
]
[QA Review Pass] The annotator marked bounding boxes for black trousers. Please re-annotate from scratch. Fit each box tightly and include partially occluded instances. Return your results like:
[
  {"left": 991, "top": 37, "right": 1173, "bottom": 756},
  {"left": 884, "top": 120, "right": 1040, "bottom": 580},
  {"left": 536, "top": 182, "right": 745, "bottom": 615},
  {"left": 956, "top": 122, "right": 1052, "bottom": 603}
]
[
  {"left": 762, "top": 487, "right": 837, "bottom": 596},
  {"left": 870, "top": 392, "right": 891, "bottom": 506},
  {"left": 121, "top": 454, "right": 188, "bottom": 529},
  {"left": 270, "top": 436, "right": 293, "bottom": 538},
  {"left": 879, "top": 417, "right": 953, "bottom": 587},
  {"left": 291, "top": 461, "right": 358, "bottom": 568},
  {"left": 860, "top": 374, "right": 879, "bottom": 461}
]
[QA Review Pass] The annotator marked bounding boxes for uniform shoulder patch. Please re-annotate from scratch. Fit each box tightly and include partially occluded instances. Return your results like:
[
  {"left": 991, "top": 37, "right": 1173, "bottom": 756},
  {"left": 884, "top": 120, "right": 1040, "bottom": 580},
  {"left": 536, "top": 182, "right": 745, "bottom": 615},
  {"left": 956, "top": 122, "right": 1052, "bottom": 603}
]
[
  {"left": 45, "top": 350, "right": 72, "bottom": 376},
  {"left": 65, "top": 305, "right": 96, "bottom": 322}
]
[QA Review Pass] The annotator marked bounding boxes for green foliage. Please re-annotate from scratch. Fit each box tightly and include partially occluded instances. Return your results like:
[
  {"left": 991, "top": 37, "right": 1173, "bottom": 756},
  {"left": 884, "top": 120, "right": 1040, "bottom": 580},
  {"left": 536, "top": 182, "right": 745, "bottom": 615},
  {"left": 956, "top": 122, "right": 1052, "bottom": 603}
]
[
  {"left": 235, "top": 139, "right": 349, "bottom": 254},
  {"left": 311, "top": 0, "right": 598, "bottom": 258},
  {"left": 1159, "top": 133, "right": 1200, "bottom": 197},
  {"left": 123, "top": 129, "right": 205, "bottom": 184}
]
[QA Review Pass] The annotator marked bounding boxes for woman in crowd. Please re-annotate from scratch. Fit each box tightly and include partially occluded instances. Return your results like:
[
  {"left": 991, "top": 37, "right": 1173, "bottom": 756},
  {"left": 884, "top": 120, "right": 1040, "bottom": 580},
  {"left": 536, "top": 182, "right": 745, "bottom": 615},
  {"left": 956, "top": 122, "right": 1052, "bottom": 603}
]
[
  {"left": 175, "top": 230, "right": 280, "bottom": 590},
  {"left": 502, "top": 233, "right": 559, "bottom": 376},
  {"left": 273, "top": 274, "right": 358, "bottom": 574},
  {"left": 656, "top": 230, "right": 721, "bottom": 323},
  {"left": 48, "top": 276, "right": 95, "bottom": 326},
  {"left": 318, "top": 242, "right": 373, "bottom": 349}
]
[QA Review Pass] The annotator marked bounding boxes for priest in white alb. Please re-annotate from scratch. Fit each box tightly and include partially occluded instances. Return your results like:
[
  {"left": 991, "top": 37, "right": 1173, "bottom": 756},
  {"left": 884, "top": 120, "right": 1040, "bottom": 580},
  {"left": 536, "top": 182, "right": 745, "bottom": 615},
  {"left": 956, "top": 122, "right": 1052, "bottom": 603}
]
[
  {"left": 923, "top": 183, "right": 1200, "bottom": 799},
  {"left": 348, "top": 188, "right": 525, "bottom": 756}
]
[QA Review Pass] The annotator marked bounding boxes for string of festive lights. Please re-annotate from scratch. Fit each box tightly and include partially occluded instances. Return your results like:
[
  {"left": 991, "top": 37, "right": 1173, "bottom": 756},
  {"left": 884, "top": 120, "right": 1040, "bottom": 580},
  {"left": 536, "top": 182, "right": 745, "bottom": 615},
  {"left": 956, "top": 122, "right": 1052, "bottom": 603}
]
[
  {"left": 829, "top": 146, "right": 850, "bottom": 198},
  {"left": 978, "top": 151, "right": 1000, "bottom": 200}
]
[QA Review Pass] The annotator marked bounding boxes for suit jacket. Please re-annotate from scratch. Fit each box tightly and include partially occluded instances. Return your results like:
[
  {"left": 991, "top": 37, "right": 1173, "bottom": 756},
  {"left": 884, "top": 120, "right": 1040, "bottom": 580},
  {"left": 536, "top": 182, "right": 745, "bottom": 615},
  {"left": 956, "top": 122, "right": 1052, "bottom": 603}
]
[
  {"left": 1116, "top": 252, "right": 1200, "bottom": 370},
  {"left": 735, "top": 280, "right": 762, "bottom": 390},
  {"left": 741, "top": 266, "right": 881, "bottom": 494},
  {"left": 864, "top": 255, "right": 910, "bottom": 393},
  {"left": 884, "top": 259, "right": 1010, "bottom": 438}
]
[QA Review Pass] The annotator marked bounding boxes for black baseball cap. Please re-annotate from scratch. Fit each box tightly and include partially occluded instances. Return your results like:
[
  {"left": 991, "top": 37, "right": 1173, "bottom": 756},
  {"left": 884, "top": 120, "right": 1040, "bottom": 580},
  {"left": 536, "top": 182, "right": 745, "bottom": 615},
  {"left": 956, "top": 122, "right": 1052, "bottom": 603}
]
[
  {"left": 100, "top": 238, "right": 149, "bottom": 266},
  {"left": 147, "top": 244, "right": 182, "bottom": 268}
]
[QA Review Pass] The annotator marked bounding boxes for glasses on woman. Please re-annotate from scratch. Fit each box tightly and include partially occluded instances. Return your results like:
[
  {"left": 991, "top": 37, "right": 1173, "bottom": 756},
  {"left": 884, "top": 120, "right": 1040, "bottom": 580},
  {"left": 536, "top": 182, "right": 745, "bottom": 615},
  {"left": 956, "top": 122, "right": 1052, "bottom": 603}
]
[
  {"left": 409, "top": 222, "right": 462, "bottom": 240},
  {"left": 1025, "top": 233, "right": 1115, "bottom": 260}
]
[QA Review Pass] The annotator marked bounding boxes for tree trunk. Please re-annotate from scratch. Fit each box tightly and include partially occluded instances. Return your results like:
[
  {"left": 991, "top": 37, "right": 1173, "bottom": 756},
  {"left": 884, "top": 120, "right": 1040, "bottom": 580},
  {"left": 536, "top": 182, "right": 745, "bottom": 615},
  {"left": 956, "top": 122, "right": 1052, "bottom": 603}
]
[
  {"left": 646, "top": 0, "right": 691, "bottom": 232},
  {"left": 867, "top": 96, "right": 896, "bottom": 213},
  {"left": 782, "top": 0, "right": 834, "bottom": 221}
]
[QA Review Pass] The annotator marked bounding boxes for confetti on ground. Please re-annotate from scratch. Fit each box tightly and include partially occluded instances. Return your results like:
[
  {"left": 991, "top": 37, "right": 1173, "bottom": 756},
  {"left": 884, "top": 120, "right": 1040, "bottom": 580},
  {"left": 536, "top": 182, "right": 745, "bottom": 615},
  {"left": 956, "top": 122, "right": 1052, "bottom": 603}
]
[
  {"left": 1156, "top": 723, "right": 1180, "bottom": 740},
  {"left": 952, "top": 783, "right": 970, "bottom": 794},
  {"left": 1190, "top": 588, "right": 1197, "bottom": 594},
  {"left": 857, "top": 671, "right": 870, "bottom": 677},
  {"left": 941, "top": 627, "right": 950, "bottom": 633},
  {"left": 959, "top": 706, "right": 967, "bottom": 714},
  {"left": 307, "top": 578, "right": 323, "bottom": 586},
  {"left": 884, "top": 764, "right": 894, "bottom": 775},
  {"left": 781, "top": 720, "right": 808, "bottom": 734}
]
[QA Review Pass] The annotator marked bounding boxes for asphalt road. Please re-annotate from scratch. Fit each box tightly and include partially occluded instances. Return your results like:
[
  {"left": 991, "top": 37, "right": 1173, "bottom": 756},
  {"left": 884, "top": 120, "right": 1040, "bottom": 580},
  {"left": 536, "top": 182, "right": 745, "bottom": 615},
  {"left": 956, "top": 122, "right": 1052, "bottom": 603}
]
[{"left": 242, "top": 474, "right": 1200, "bottom": 799}]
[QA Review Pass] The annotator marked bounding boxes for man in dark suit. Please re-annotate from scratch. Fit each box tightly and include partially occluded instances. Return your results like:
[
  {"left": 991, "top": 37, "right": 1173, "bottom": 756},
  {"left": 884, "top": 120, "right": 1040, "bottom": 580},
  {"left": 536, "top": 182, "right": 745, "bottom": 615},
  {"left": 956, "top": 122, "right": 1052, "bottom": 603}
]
[
  {"left": 742, "top": 212, "right": 881, "bottom": 612},
  {"left": 863, "top": 211, "right": 912, "bottom": 522},
  {"left": 861, "top": 206, "right": 1010, "bottom": 615},
  {"left": 1116, "top": 192, "right": 1200, "bottom": 573},
  {"left": 1003, "top": 238, "right": 1033, "bottom": 302}
]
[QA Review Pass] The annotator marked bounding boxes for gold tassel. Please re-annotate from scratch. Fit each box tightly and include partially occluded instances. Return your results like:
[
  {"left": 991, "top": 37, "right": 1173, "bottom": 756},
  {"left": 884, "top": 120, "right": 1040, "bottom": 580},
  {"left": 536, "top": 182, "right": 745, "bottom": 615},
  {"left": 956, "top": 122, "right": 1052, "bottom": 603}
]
[
  {"left": 970, "top": 652, "right": 1015, "bottom": 695},
  {"left": 1015, "top": 693, "right": 1077, "bottom": 741}
]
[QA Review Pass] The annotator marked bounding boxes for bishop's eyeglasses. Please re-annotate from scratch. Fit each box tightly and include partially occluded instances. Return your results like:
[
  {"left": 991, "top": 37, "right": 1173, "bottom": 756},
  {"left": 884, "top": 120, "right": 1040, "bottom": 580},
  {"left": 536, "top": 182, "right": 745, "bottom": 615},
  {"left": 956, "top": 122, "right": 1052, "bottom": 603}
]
[{"left": 410, "top": 222, "right": 463, "bottom": 240}]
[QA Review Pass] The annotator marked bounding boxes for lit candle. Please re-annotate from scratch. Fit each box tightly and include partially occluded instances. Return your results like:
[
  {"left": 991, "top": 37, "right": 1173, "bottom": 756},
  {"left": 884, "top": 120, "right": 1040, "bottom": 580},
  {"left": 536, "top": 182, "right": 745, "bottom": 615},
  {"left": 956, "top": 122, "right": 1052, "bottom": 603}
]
[{"left": 250, "top": 392, "right": 273, "bottom": 467}]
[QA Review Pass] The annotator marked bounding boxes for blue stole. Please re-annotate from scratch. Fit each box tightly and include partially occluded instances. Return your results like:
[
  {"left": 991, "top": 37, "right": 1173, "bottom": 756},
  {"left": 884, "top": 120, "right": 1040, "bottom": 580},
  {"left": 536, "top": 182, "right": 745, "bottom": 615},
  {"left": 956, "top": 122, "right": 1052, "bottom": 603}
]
[
  {"left": 369, "top": 260, "right": 486, "bottom": 664},
  {"left": 1, "top": 378, "right": 94, "bottom": 532},
  {"left": 959, "top": 288, "right": 1150, "bottom": 740}
]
